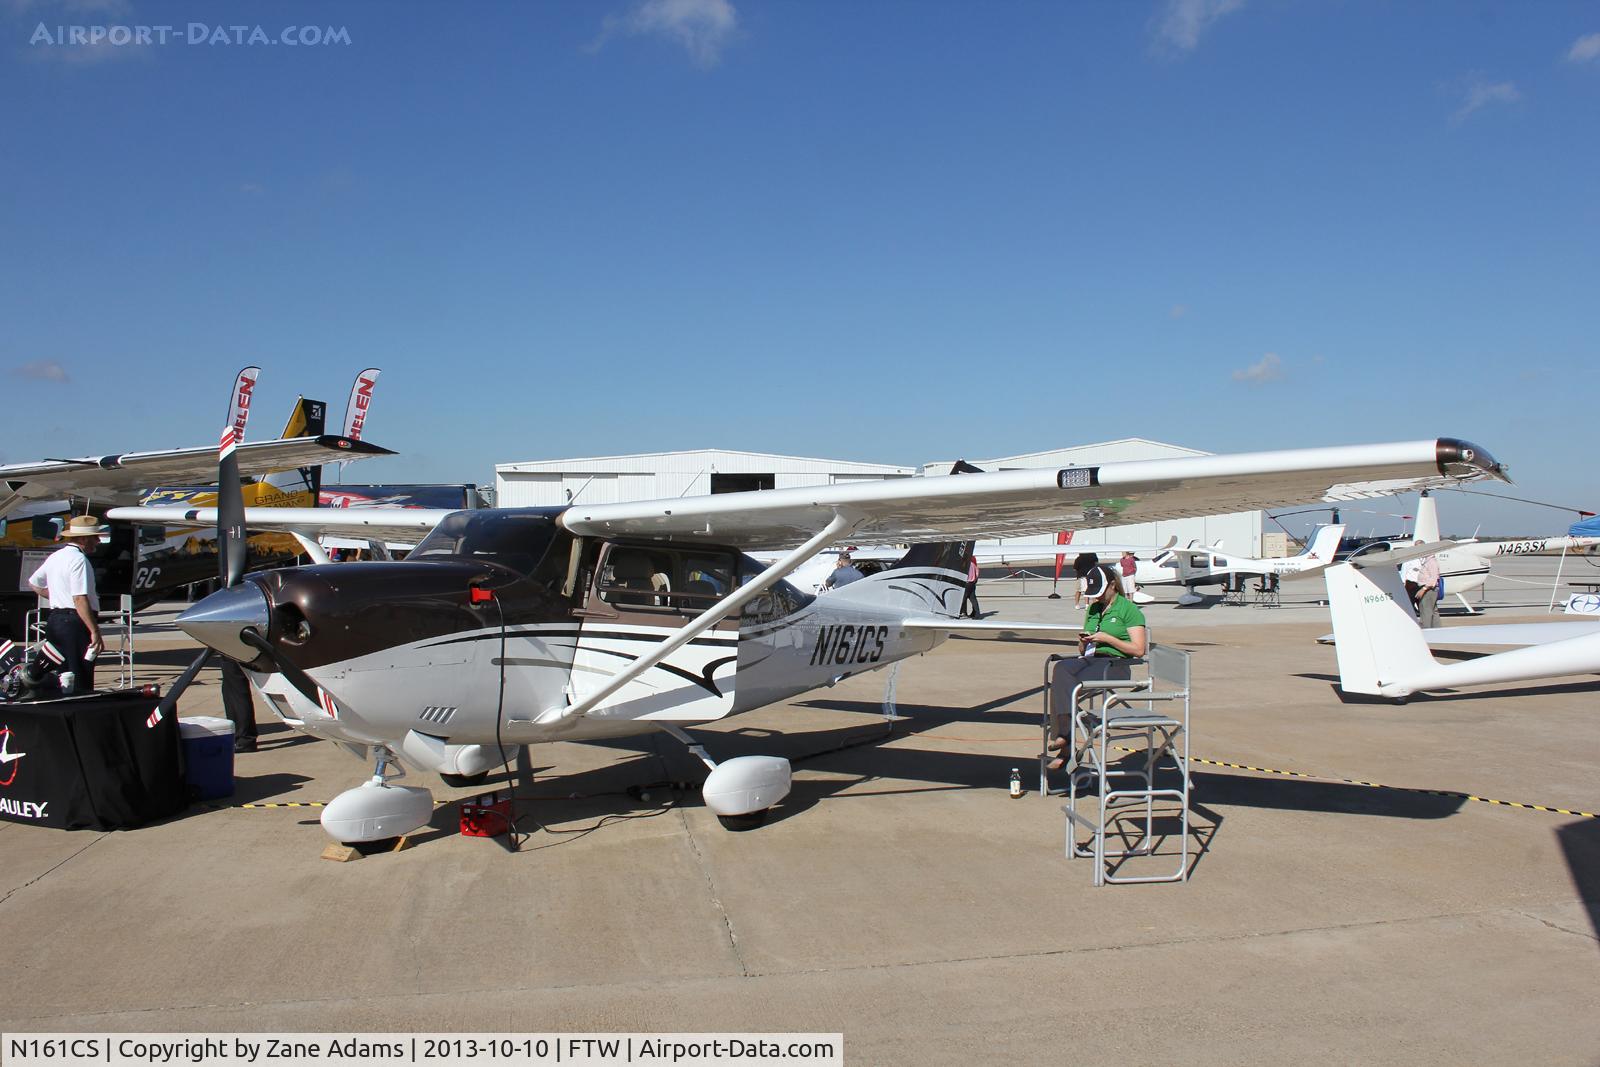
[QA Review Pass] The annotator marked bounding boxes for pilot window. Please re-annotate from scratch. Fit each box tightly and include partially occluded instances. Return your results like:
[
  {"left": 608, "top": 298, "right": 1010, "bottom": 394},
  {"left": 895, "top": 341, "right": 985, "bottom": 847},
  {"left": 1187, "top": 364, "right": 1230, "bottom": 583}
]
[
  {"left": 410, "top": 510, "right": 562, "bottom": 578},
  {"left": 596, "top": 545, "right": 738, "bottom": 614}
]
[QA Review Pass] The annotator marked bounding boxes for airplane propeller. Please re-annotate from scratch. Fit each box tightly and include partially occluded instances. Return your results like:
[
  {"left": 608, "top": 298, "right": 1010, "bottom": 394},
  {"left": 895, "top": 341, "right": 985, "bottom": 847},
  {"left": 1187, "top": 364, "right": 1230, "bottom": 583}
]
[{"left": 151, "top": 419, "right": 250, "bottom": 720}]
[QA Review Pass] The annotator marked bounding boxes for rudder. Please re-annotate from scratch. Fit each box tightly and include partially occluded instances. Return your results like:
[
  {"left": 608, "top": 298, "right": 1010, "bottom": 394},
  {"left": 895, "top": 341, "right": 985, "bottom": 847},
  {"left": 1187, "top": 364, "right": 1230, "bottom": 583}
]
[{"left": 1324, "top": 562, "right": 1435, "bottom": 695}]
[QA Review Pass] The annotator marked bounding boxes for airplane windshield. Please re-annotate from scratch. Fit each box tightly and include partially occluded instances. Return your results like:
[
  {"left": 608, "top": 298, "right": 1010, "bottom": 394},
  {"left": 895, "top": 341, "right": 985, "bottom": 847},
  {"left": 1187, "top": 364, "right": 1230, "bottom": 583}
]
[{"left": 411, "top": 510, "right": 562, "bottom": 577}]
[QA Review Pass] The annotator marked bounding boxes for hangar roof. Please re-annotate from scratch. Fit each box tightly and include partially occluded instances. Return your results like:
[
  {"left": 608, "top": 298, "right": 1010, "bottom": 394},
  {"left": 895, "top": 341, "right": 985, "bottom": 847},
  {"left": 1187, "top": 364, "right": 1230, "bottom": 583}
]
[
  {"left": 923, "top": 438, "right": 1209, "bottom": 474},
  {"left": 498, "top": 448, "right": 916, "bottom": 476}
]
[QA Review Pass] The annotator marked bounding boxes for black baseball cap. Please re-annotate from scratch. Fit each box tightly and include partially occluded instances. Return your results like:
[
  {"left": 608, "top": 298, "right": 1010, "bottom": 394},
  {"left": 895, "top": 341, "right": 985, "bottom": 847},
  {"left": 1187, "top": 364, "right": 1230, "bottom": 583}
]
[{"left": 1082, "top": 566, "right": 1112, "bottom": 600}]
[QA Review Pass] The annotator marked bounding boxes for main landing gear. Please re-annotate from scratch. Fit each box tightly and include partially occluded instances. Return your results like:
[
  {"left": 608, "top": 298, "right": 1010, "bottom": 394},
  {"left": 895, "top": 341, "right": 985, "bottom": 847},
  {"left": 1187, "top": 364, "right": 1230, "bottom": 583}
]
[{"left": 659, "top": 724, "right": 791, "bottom": 831}]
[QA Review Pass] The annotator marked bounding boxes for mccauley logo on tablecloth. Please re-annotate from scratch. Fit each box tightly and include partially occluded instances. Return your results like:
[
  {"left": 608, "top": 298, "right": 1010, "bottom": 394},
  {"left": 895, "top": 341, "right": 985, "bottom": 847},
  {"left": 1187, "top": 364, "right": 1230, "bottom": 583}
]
[
  {"left": 0, "top": 724, "right": 22, "bottom": 787},
  {"left": 0, "top": 726, "right": 47, "bottom": 819}
]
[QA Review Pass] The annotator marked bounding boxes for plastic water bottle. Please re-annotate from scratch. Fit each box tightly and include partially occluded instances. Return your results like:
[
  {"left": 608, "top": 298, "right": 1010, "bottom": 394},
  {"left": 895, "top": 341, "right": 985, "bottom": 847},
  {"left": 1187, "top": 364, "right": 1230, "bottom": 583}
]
[{"left": 1009, "top": 767, "right": 1023, "bottom": 798}]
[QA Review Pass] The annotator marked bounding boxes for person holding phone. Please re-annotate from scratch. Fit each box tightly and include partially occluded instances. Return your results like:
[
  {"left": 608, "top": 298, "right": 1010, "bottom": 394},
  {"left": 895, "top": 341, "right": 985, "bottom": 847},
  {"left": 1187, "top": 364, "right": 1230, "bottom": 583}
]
[
  {"left": 1048, "top": 566, "right": 1147, "bottom": 769},
  {"left": 1079, "top": 565, "right": 1147, "bottom": 660}
]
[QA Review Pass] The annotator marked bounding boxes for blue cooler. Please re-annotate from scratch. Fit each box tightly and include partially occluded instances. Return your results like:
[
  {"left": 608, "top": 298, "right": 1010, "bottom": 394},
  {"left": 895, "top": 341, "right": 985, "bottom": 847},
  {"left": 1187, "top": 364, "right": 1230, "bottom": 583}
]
[{"left": 178, "top": 716, "right": 235, "bottom": 799}]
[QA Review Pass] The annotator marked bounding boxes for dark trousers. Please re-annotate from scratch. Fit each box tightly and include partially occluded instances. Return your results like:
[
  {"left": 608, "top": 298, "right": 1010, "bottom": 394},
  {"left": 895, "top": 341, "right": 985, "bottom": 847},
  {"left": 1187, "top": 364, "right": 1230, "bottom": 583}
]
[
  {"left": 961, "top": 579, "right": 980, "bottom": 618},
  {"left": 45, "top": 608, "right": 95, "bottom": 693},
  {"left": 220, "top": 659, "right": 257, "bottom": 741}
]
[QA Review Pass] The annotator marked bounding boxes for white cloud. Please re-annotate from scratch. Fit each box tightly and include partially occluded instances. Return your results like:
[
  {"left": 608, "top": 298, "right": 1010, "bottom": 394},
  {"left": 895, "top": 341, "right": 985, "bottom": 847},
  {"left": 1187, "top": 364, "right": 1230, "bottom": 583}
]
[
  {"left": 1452, "top": 77, "right": 1521, "bottom": 123},
  {"left": 1231, "top": 352, "right": 1282, "bottom": 385},
  {"left": 1150, "top": 0, "right": 1245, "bottom": 54},
  {"left": 12, "top": 359, "right": 70, "bottom": 383},
  {"left": 1567, "top": 33, "right": 1600, "bottom": 64},
  {"left": 593, "top": 0, "right": 739, "bottom": 68}
]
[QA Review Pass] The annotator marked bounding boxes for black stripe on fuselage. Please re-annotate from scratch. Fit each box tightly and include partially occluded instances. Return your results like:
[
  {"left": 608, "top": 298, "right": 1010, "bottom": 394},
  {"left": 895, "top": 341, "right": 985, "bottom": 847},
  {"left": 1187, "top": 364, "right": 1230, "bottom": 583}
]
[
  {"left": 419, "top": 626, "right": 739, "bottom": 651},
  {"left": 552, "top": 643, "right": 737, "bottom": 697}
]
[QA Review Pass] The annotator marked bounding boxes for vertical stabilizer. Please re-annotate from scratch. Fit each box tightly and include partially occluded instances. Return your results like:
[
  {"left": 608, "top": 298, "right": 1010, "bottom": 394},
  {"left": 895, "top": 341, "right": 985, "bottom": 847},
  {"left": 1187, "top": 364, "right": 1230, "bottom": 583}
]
[
  {"left": 264, "top": 397, "right": 328, "bottom": 500},
  {"left": 1414, "top": 492, "right": 1440, "bottom": 543},
  {"left": 1300, "top": 523, "right": 1345, "bottom": 563},
  {"left": 1324, "top": 562, "right": 1436, "bottom": 696}
]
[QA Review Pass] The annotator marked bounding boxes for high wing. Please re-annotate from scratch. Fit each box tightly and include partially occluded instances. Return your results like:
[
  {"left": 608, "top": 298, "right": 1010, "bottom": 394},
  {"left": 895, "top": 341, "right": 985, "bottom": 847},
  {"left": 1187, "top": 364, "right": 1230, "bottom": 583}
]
[
  {"left": 561, "top": 439, "right": 1506, "bottom": 550},
  {"left": 104, "top": 505, "right": 454, "bottom": 547},
  {"left": 107, "top": 438, "right": 1504, "bottom": 552},
  {"left": 1, "top": 435, "right": 392, "bottom": 518}
]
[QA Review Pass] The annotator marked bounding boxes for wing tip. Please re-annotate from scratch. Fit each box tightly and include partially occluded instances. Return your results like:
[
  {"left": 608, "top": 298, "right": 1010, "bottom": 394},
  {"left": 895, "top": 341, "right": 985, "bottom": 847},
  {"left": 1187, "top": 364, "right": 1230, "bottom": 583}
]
[{"left": 1436, "top": 438, "right": 1509, "bottom": 484}]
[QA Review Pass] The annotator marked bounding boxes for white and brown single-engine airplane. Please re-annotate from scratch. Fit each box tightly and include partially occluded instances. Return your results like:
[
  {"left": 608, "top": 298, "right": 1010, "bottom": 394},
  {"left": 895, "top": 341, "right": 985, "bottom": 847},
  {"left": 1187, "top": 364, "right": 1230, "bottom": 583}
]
[{"left": 110, "top": 437, "right": 1507, "bottom": 844}]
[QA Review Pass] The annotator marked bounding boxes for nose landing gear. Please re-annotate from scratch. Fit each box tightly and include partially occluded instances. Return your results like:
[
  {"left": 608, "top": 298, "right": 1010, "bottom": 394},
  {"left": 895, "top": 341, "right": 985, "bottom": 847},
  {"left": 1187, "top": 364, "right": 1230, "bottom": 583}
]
[{"left": 320, "top": 745, "right": 435, "bottom": 843}]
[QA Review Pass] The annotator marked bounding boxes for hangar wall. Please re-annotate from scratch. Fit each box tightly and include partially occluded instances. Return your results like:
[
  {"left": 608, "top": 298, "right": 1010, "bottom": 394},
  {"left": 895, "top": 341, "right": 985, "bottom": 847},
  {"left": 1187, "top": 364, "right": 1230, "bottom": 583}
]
[{"left": 496, "top": 449, "right": 916, "bottom": 508}]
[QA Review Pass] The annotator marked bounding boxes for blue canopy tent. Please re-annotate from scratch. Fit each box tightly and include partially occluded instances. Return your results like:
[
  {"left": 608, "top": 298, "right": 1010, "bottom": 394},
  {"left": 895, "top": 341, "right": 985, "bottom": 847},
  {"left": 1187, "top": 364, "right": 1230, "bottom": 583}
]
[{"left": 1567, "top": 515, "right": 1600, "bottom": 538}]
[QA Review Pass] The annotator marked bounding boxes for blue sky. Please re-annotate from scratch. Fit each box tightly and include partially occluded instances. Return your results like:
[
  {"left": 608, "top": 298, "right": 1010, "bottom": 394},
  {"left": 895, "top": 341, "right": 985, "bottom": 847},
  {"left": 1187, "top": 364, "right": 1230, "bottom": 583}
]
[{"left": 1, "top": 0, "right": 1595, "bottom": 534}]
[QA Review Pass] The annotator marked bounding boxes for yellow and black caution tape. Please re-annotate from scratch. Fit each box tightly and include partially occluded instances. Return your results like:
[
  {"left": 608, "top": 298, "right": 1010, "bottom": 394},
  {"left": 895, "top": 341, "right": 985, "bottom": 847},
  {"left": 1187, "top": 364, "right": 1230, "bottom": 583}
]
[
  {"left": 213, "top": 798, "right": 456, "bottom": 811},
  {"left": 1122, "top": 747, "right": 1599, "bottom": 820}
]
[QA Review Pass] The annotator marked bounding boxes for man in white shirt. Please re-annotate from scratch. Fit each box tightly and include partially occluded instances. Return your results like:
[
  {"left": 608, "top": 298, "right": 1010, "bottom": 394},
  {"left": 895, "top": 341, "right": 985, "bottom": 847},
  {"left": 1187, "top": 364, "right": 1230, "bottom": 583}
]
[
  {"left": 1412, "top": 546, "right": 1442, "bottom": 629},
  {"left": 27, "top": 515, "right": 107, "bottom": 692}
]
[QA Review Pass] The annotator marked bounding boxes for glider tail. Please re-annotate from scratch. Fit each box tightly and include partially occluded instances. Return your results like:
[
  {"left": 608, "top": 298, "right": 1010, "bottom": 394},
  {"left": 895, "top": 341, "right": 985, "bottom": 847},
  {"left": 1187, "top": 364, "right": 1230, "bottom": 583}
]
[{"left": 1324, "top": 562, "right": 1434, "bottom": 696}]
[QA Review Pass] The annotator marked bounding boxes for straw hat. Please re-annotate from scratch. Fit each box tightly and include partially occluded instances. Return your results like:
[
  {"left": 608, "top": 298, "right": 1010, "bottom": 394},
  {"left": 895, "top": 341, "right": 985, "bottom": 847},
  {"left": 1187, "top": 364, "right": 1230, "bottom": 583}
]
[{"left": 60, "top": 515, "right": 110, "bottom": 539}]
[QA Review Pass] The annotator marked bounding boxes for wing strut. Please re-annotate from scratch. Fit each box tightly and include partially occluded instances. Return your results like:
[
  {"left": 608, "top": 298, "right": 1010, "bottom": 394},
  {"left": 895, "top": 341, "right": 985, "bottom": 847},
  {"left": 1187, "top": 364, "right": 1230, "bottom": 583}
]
[
  {"left": 524, "top": 509, "right": 861, "bottom": 729},
  {"left": 290, "top": 532, "right": 331, "bottom": 565}
]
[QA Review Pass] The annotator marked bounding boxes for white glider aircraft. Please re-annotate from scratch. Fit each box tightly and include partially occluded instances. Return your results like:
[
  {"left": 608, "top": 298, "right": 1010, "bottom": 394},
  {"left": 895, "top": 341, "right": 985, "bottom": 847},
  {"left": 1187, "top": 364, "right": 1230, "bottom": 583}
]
[
  {"left": 1323, "top": 559, "right": 1600, "bottom": 700},
  {"left": 111, "top": 437, "right": 1506, "bottom": 845}
]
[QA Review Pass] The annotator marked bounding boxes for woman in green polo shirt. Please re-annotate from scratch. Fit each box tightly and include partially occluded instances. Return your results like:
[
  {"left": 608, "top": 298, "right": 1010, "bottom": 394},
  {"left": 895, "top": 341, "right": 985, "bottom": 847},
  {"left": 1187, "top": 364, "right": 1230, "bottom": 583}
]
[
  {"left": 1080, "top": 565, "right": 1148, "bottom": 660},
  {"left": 1047, "top": 566, "right": 1148, "bottom": 769}
]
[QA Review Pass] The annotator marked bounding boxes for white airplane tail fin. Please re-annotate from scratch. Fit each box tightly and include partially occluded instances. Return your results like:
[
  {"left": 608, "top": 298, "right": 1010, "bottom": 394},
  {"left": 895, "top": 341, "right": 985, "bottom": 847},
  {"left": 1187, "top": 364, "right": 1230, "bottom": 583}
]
[
  {"left": 1414, "top": 492, "right": 1440, "bottom": 543},
  {"left": 1324, "top": 562, "right": 1435, "bottom": 695},
  {"left": 1299, "top": 523, "right": 1345, "bottom": 562}
]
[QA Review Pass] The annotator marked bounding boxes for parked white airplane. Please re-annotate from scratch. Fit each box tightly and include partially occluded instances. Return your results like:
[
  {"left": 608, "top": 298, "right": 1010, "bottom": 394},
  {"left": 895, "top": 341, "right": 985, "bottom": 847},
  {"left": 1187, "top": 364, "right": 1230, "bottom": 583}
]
[
  {"left": 1159, "top": 524, "right": 1346, "bottom": 605},
  {"left": 112, "top": 436, "right": 1506, "bottom": 844},
  {"left": 1323, "top": 560, "right": 1600, "bottom": 700}
]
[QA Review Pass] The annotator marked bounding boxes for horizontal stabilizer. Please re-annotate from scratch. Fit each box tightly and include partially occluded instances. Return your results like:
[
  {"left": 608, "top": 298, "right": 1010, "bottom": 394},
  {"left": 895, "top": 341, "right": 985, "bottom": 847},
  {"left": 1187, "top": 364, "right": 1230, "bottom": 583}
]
[
  {"left": 1284, "top": 539, "right": 1467, "bottom": 583},
  {"left": 900, "top": 617, "right": 1080, "bottom": 641}
]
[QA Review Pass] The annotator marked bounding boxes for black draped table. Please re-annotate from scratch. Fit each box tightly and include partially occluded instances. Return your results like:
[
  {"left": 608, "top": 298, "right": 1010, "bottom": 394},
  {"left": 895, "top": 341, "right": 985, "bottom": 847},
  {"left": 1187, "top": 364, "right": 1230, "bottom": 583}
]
[{"left": 0, "top": 691, "right": 185, "bottom": 830}]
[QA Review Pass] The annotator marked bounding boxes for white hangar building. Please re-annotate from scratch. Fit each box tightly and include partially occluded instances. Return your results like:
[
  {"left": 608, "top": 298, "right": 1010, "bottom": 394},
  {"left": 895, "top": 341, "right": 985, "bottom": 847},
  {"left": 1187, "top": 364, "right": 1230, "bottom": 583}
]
[
  {"left": 496, "top": 449, "right": 917, "bottom": 508},
  {"left": 924, "top": 438, "right": 1266, "bottom": 557}
]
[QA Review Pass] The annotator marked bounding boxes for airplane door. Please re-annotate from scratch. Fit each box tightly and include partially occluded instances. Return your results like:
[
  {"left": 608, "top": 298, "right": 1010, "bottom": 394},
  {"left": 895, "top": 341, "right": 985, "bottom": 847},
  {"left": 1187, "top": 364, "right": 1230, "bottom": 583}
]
[{"left": 569, "top": 543, "right": 741, "bottom": 723}]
